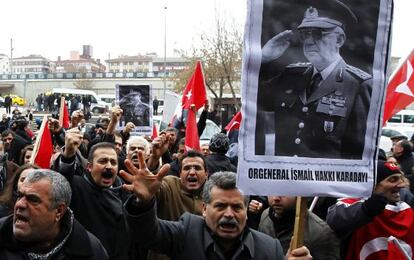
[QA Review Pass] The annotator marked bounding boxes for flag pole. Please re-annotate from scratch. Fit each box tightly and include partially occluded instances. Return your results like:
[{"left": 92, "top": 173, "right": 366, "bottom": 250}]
[
  {"left": 30, "top": 115, "right": 48, "bottom": 165},
  {"left": 291, "top": 196, "right": 307, "bottom": 249},
  {"left": 59, "top": 97, "right": 65, "bottom": 127}
]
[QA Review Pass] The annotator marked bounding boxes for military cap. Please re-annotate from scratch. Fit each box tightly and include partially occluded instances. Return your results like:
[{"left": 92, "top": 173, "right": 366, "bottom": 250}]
[{"left": 297, "top": 0, "right": 358, "bottom": 30}]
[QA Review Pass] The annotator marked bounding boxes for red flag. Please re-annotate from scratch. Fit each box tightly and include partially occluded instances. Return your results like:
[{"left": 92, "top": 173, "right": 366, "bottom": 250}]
[
  {"left": 181, "top": 61, "right": 207, "bottom": 110},
  {"left": 383, "top": 50, "right": 414, "bottom": 124},
  {"left": 225, "top": 111, "right": 242, "bottom": 132},
  {"left": 31, "top": 116, "right": 54, "bottom": 169},
  {"left": 387, "top": 237, "right": 408, "bottom": 260},
  {"left": 152, "top": 122, "right": 158, "bottom": 140},
  {"left": 59, "top": 97, "right": 70, "bottom": 129},
  {"left": 345, "top": 201, "right": 414, "bottom": 260},
  {"left": 185, "top": 109, "right": 200, "bottom": 151}
]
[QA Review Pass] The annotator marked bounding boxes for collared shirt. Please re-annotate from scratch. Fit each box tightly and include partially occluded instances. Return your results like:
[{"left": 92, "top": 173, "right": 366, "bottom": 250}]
[
  {"left": 313, "top": 56, "right": 342, "bottom": 81},
  {"left": 203, "top": 226, "right": 255, "bottom": 260}
]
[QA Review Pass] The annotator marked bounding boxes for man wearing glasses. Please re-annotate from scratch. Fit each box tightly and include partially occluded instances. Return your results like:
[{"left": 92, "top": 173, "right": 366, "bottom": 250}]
[{"left": 256, "top": 2, "right": 372, "bottom": 159}]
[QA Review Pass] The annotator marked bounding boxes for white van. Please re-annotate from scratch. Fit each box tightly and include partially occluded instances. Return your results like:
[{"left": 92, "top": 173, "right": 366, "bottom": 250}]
[
  {"left": 52, "top": 88, "right": 107, "bottom": 114},
  {"left": 386, "top": 109, "right": 414, "bottom": 127},
  {"left": 98, "top": 94, "right": 115, "bottom": 110}
]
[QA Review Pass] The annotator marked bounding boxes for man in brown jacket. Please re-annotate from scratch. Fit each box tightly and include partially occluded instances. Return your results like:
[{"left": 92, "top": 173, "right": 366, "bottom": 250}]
[{"left": 147, "top": 149, "right": 208, "bottom": 260}]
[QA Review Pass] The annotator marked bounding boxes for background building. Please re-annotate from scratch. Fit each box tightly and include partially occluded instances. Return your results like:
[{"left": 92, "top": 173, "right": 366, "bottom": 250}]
[
  {"left": 105, "top": 54, "right": 189, "bottom": 76},
  {"left": 0, "top": 54, "right": 10, "bottom": 74},
  {"left": 12, "top": 55, "right": 54, "bottom": 74}
]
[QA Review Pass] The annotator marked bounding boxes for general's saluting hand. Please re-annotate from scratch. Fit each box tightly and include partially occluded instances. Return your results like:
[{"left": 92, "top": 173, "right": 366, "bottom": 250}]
[{"left": 261, "top": 30, "right": 294, "bottom": 63}]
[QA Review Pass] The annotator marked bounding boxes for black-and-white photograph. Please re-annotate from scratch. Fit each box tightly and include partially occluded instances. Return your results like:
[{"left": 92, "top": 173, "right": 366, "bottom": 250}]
[
  {"left": 255, "top": 0, "right": 380, "bottom": 159},
  {"left": 116, "top": 84, "right": 151, "bottom": 128},
  {"left": 237, "top": 0, "right": 392, "bottom": 198}
]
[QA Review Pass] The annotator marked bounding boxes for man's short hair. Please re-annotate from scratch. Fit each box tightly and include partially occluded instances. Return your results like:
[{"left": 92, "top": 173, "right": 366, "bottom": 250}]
[
  {"left": 24, "top": 169, "right": 72, "bottom": 209},
  {"left": 178, "top": 149, "right": 206, "bottom": 172},
  {"left": 165, "top": 127, "right": 178, "bottom": 135},
  {"left": 126, "top": 136, "right": 150, "bottom": 155},
  {"left": 178, "top": 138, "right": 186, "bottom": 146},
  {"left": 202, "top": 171, "right": 249, "bottom": 205},
  {"left": 1, "top": 129, "right": 15, "bottom": 138},
  {"left": 88, "top": 142, "right": 117, "bottom": 162},
  {"left": 399, "top": 140, "right": 413, "bottom": 153}
]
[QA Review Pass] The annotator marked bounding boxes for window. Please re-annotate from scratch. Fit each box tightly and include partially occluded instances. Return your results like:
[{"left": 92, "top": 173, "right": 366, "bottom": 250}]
[
  {"left": 403, "top": 115, "right": 414, "bottom": 124},
  {"left": 388, "top": 115, "right": 401, "bottom": 123}
]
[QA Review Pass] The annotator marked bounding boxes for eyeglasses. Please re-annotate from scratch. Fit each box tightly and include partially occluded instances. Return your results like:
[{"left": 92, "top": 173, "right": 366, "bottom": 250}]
[{"left": 299, "top": 29, "right": 337, "bottom": 41}]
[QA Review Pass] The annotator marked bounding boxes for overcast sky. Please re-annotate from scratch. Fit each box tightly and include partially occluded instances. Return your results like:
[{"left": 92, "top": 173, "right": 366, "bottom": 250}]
[{"left": 0, "top": 0, "right": 411, "bottom": 61}]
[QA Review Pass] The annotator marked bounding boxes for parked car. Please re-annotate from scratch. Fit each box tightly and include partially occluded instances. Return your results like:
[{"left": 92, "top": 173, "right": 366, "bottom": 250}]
[
  {"left": 7, "top": 94, "right": 25, "bottom": 106},
  {"left": 200, "top": 119, "right": 221, "bottom": 144}
]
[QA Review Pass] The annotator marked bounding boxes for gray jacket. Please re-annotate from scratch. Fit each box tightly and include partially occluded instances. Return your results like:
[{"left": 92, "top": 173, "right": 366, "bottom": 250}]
[{"left": 125, "top": 197, "right": 285, "bottom": 260}]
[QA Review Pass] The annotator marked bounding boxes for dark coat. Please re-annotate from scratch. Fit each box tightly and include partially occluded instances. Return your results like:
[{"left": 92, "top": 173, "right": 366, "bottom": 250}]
[
  {"left": 256, "top": 59, "right": 372, "bottom": 159},
  {"left": 6, "top": 135, "right": 31, "bottom": 164},
  {"left": 125, "top": 198, "right": 285, "bottom": 260},
  {"left": 0, "top": 214, "right": 108, "bottom": 260},
  {"left": 52, "top": 154, "right": 132, "bottom": 260},
  {"left": 205, "top": 153, "right": 237, "bottom": 176}
]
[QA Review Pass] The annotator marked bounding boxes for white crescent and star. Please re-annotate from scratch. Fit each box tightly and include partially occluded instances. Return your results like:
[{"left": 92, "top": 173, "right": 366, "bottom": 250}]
[{"left": 395, "top": 60, "right": 414, "bottom": 97}]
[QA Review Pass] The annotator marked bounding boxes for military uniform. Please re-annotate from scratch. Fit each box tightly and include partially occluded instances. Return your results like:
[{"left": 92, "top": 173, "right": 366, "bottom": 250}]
[{"left": 256, "top": 59, "right": 372, "bottom": 159}]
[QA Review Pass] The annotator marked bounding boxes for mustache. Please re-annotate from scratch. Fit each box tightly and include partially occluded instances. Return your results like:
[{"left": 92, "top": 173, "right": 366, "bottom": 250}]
[
  {"left": 218, "top": 217, "right": 238, "bottom": 226},
  {"left": 101, "top": 168, "right": 114, "bottom": 178}
]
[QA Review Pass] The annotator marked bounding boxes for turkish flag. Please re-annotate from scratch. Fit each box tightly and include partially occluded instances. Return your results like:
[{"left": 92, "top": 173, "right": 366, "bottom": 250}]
[
  {"left": 185, "top": 109, "right": 200, "bottom": 151},
  {"left": 181, "top": 61, "right": 206, "bottom": 151},
  {"left": 345, "top": 201, "right": 414, "bottom": 260},
  {"left": 383, "top": 50, "right": 414, "bottom": 124},
  {"left": 225, "top": 112, "right": 242, "bottom": 132},
  {"left": 59, "top": 97, "right": 70, "bottom": 129},
  {"left": 387, "top": 237, "right": 408, "bottom": 260},
  {"left": 181, "top": 61, "right": 207, "bottom": 110},
  {"left": 31, "top": 116, "right": 54, "bottom": 169}
]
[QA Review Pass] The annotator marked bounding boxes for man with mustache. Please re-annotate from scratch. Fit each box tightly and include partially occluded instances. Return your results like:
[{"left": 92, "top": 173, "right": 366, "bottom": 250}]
[
  {"left": 0, "top": 169, "right": 108, "bottom": 259},
  {"left": 256, "top": 1, "right": 371, "bottom": 159},
  {"left": 52, "top": 126, "right": 134, "bottom": 259},
  {"left": 121, "top": 154, "right": 312, "bottom": 259},
  {"left": 259, "top": 196, "right": 340, "bottom": 259}
]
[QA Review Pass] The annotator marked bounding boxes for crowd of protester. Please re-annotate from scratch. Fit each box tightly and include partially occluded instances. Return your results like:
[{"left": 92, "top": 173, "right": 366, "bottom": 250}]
[{"left": 0, "top": 100, "right": 412, "bottom": 259}]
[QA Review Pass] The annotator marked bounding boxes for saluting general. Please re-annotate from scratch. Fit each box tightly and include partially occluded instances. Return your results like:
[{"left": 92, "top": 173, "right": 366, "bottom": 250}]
[{"left": 255, "top": 0, "right": 372, "bottom": 159}]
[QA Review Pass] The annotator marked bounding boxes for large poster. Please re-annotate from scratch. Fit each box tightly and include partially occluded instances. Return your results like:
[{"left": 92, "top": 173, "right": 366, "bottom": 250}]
[
  {"left": 238, "top": 0, "right": 393, "bottom": 197},
  {"left": 116, "top": 84, "right": 152, "bottom": 136}
]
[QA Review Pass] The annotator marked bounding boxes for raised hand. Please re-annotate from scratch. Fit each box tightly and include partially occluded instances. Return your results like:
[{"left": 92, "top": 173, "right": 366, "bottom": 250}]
[
  {"left": 48, "top": 117, "right": 62, "bottom": 134},
  {"left": 70, "top": 110, "right": 84, "bottom": 128},
  {"left": 261, "top": 30, "right": 294, "bottom": 63},
  {"left": 124, "top": 122, "right": 136, "bottom": 133},
  {"left": 63, "top": 128, "right": 83, "bottom": 158},
  {"left": 120, "top": 151, "right": 170, "bottom": 202}
]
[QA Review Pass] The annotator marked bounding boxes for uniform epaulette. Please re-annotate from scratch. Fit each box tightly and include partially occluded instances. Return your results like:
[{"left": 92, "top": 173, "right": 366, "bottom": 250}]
[
  {"left": 286, "top": 62, "right": 311, "bottom": 68},
  {"left": 346, "top": 65, "right": 372, "bottom": 81}
]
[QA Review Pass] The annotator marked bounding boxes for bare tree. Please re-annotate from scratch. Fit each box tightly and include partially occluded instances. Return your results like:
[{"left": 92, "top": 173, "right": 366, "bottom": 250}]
[
  {"left": 73, "top": 67, "right": 94, "bottom": 90},
  {"left": 172, "top": 11, "right": 243, "bottom": 124}
]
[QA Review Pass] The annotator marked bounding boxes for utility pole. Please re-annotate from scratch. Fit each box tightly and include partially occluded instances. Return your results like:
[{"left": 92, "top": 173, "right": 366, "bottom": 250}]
[
  {"left": 10, "top": 38, "right": 13, "bottom": 74},
  {"left": 163, "top": 4, "right": 167, "bottom": 100}
]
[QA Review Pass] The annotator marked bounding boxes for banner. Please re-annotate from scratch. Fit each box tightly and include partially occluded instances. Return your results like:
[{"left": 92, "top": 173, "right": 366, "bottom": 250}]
[
  {"left": 116, "top": 84, "right": 152, "bottom": 136},
  {"left": 238, "top": 0, "right": 393, "bottom": 197}
]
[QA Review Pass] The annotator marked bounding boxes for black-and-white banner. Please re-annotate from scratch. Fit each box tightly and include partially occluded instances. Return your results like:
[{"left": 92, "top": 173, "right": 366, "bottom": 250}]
[
  {"left": 238, "top": 0, "right": 393, "bottom": 197},
  {"left": 116, "top": 84, "right": 152, "bottom": 136}
]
